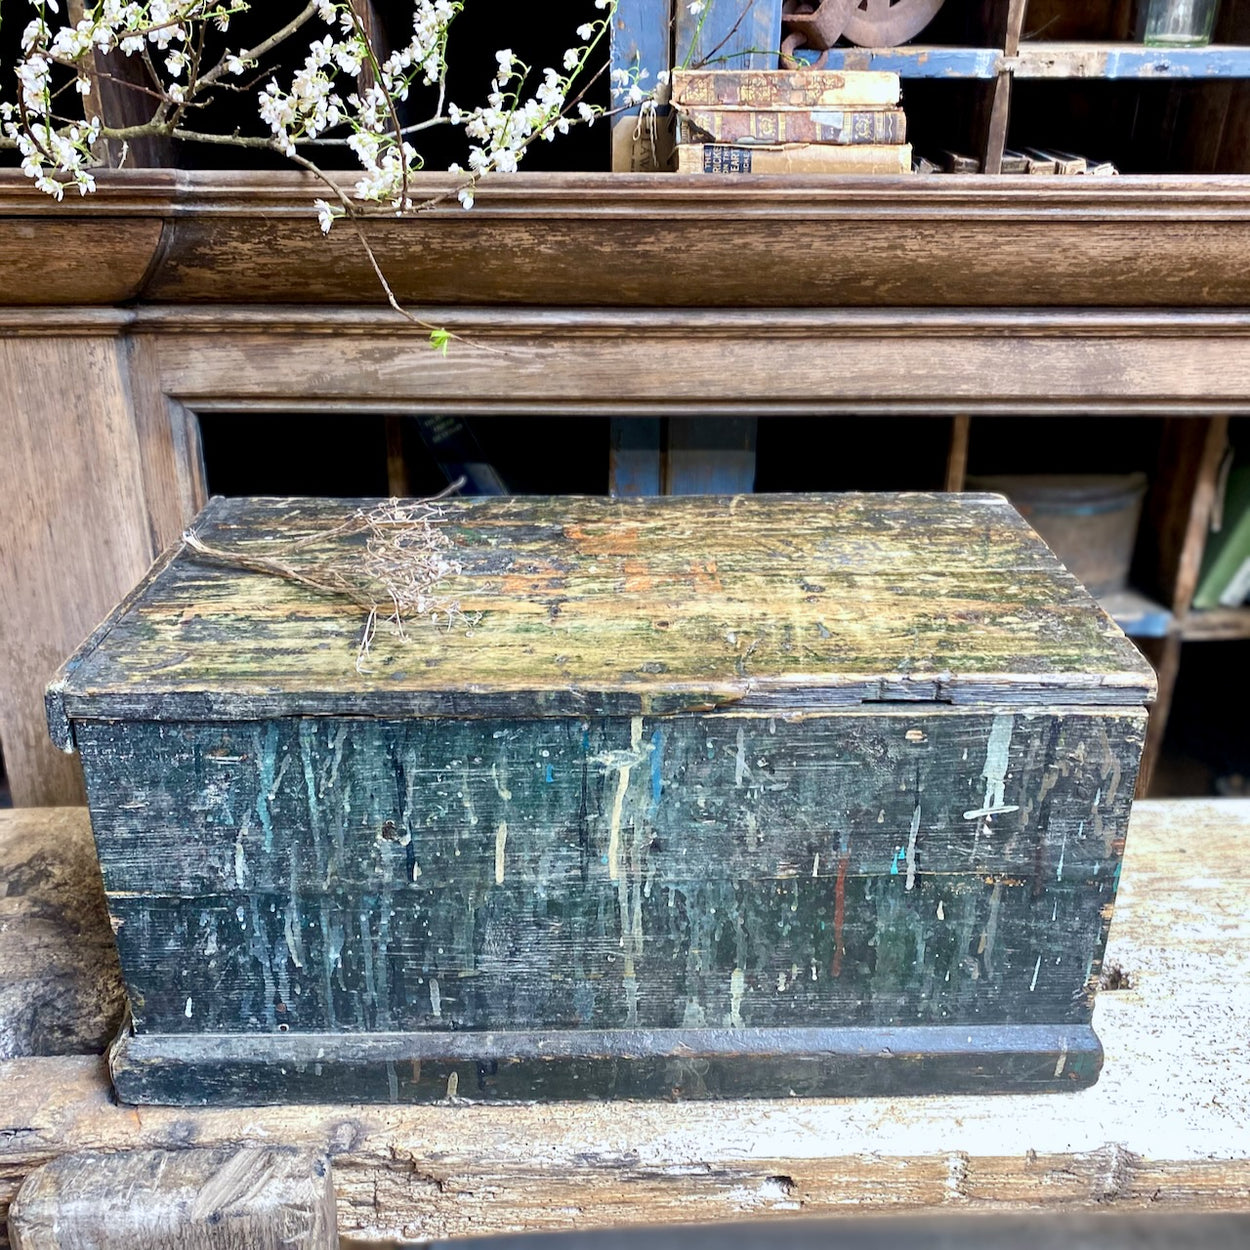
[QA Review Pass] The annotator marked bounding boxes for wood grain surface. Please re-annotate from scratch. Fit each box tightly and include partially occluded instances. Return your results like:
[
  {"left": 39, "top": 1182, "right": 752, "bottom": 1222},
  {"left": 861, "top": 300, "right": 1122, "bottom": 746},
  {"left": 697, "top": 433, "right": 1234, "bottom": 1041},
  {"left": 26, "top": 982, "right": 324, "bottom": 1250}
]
[
  {"left": 9, "top": 1147, "right": 336, "bottom": 1249},
  {"left": 52, "top": 494, "right": 1154, "bottom": 728},
  {"left": 131, "top": 308, "right": 1250, "bottom": 417},
  {"left": 0, "top": 336, "right": 157, "bottom": 806},
  {"left": 0, "top": 799, "right": 1245, "bottom": 1242},
  {"left": 8, "top": 169, "right": 1250, "bottom": 307},
  {"left": 0, "top": 808, "right": 125, "bottom": 1058},
  {"left": 79, "top": 707, "right": 1141, "bottom": 1043}
]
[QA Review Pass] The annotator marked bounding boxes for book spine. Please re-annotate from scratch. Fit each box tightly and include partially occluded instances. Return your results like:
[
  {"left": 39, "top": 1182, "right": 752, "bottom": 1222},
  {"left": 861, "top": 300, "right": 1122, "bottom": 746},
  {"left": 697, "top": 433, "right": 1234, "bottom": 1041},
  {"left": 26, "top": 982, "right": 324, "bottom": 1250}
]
[
  {"left": 671, "top": 69, "right": 900, "bottom": 109},
  {"left": 1218, "top": 556, "right": 1250, "bottom": 607},
  {"left": 677, "top": 143, "right": 912, "bottom": 175},
  {"left": 682, "top": 107, "right": 906, "bottom": 145}
]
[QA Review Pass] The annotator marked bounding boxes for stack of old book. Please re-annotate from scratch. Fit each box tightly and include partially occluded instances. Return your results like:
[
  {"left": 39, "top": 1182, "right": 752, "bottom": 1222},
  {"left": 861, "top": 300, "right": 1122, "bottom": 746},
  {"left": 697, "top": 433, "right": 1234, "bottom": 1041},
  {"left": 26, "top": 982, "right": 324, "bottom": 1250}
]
[{"left": 671, "top": 68, "right": 910, "bottom": 175}]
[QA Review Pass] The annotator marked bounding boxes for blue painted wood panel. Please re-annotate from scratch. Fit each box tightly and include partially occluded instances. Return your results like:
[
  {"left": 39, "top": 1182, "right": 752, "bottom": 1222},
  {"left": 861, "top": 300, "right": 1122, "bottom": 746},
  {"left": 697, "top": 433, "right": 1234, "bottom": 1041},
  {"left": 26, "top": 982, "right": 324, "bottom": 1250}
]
[
  {"left": 77, "top": 707, "right": 1143, "bottom": 1036},
  {"left": 676, "top": 0, "right": 782, "bottom": 72},
  {"left": 611, "top": 0, "right": 673, "bottom": 112},
  {"left": 1015, "top": 41, "right": 1250, "bottom": 79},
  {"left": 793, "top": 42, "right": 1250, "bottom": 81},
  {"left": 790, "top": 45, "right": 1002, "bottom": 79}
]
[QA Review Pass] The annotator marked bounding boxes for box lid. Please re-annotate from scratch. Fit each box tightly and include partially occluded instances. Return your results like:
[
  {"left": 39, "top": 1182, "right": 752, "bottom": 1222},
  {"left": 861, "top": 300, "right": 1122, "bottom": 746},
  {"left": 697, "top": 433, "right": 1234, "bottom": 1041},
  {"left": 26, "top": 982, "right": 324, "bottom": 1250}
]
[{"left": 48, "top": 493, "right": 1156, "bottom": 747}]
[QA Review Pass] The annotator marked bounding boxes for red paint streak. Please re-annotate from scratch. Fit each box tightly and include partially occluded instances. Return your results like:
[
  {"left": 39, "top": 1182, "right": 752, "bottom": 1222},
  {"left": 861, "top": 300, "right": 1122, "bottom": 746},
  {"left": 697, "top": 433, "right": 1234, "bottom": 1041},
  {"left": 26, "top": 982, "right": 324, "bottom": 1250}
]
[{"left": 832, "top": 854, "right": 848, "bottom": 977}]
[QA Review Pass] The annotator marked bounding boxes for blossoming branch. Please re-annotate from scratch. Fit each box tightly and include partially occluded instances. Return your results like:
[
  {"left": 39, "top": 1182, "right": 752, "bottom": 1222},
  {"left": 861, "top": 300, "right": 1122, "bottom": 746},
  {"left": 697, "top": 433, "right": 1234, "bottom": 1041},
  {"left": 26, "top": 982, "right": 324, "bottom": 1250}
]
[{"left": 1, "top": 0, "right": 619, "bottom": 221}]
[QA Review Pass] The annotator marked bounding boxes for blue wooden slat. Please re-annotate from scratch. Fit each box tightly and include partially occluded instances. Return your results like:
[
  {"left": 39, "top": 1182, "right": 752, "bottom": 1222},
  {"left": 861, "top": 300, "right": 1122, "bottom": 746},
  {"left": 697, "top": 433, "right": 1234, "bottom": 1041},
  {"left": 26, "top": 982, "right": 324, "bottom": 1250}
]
[
  {"left": 609, "top": 418, "right": 663, "bottom": 496},
  {"left": 1015, "top": 42, "right": 1250, "bottom": 80},
  {"left": 790, "top": 45, "right": 1002, "bottom": 79},
  {"left": 611, "top": 0, "right": 674, "bottom": 114},
  {"left": 665, "top": 417, "right": 757, "bottom": 495},
  {"left": 676, "top": 0, "right": 782, "bottom": 73},
  {"left": 792, "top": 42, "right": 1250, "bottom": 81}
]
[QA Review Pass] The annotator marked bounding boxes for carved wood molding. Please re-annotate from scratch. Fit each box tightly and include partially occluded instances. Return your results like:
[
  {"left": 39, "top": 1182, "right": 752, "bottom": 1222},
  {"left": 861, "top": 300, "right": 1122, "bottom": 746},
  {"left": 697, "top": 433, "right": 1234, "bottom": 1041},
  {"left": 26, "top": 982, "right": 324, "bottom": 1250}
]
[
  {"left": 3, "top": 306, "right": 1250, "bottom": 412},
  {"left": 7, "top": 170, "right": 1250, "bottom": 307}
]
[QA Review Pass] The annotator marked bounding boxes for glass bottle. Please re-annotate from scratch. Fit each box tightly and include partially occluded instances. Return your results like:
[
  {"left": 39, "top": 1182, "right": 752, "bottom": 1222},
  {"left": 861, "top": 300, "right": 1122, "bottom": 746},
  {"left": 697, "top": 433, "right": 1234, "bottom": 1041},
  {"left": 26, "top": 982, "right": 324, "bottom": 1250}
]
[{"left": 1136, "top": 0, "right": 1221, "bottom": 47}]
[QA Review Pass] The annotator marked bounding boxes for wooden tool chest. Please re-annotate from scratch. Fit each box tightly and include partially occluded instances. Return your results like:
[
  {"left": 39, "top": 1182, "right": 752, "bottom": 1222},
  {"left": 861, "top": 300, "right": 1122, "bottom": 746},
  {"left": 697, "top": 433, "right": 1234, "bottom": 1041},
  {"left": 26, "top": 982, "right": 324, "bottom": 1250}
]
[{"left": 46, "top": 492, "right": 1155, "bottom": 1105}]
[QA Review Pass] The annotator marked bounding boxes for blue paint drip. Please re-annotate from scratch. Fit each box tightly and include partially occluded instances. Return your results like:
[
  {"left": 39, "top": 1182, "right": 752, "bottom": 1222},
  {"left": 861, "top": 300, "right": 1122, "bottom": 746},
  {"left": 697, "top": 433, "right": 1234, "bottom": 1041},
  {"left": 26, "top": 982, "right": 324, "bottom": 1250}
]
[
  {"left": 651, "top": 727, "right": 664, "bottom": 808},
  {"left": 545, "top": 764, "right": 554, "bottom": 784},
  {"left": 254, "top": 724, "right": 279, "bottom": 853},
  {"left": 582, "top": 730, "right": 591, "bottom": 753},
  {"left": 1112, "top": 860, "right": 1122, "bottom": 889},
  {"left": 890, "top": 847, "right": 905, "bottom": 875}
]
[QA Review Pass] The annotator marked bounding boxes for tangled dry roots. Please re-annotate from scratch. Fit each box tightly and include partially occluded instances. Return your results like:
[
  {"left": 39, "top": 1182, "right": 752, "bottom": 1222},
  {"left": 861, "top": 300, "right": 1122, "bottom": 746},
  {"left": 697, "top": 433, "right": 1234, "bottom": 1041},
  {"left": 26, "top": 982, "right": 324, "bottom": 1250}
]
[{"left": 182, "top": 485, "right": 477, "bottom": 671}]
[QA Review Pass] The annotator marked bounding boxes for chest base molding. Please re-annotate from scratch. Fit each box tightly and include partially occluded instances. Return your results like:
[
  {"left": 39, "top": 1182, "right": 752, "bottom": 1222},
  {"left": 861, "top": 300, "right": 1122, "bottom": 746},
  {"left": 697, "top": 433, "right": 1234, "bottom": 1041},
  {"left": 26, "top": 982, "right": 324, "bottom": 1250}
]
[{"left": 110, "top": 1022, "right": 1101, "bottom": 1105}]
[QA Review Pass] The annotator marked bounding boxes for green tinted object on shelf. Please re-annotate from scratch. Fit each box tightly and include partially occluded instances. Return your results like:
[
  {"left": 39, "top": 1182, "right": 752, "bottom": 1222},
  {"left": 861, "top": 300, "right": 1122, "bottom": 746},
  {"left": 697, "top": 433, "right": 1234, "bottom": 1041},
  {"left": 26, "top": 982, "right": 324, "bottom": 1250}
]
[{"left": 1137, "top": 0, "right": 1221, "bottom": 47}]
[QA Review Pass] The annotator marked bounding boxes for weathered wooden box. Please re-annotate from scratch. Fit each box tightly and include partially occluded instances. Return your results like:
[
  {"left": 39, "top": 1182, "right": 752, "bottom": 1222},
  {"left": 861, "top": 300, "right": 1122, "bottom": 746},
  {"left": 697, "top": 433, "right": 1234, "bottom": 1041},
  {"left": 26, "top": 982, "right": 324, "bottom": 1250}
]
[{"left": 49, "top": 494, "right": 1155, "bottom": 1106}]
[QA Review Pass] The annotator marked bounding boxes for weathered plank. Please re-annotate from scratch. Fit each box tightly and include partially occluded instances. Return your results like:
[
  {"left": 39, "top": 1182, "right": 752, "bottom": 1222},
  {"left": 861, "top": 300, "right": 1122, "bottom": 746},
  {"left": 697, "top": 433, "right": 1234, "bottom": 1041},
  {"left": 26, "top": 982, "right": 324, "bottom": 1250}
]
[
  {"left": 791, "top": 46, "right": 1004, "bottom": 78},
  {"left": 15, "top": 171, "right": 1250, "bottom": 310},
  {"left": 1015, "top": 42, "right": 1250, "bottom": 80},
  {"left": 0, "top": 335, "right": 157, "bottom": 805},
  {"left": 0, "top": 808, "right": 126, "bottom": 1058},
  {"left": 79, "top": 708, "right": 1142, "bottom": 1041},
  {"left": 0, "top": 800, "right": 1246, "bottom": 1240},
  {"left": 9, "top": 1147, "right": 336, "bottom": 1249},
  {"left": 51, "top": 494, "right": 1155, "bottom": 730}
]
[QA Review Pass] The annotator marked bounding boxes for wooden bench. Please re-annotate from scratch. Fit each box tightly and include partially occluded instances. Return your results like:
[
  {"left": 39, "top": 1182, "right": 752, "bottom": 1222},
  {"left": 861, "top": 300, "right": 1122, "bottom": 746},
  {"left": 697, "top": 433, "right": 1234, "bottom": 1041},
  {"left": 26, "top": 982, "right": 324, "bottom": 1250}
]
[{"left": 1, "top": 799, "right": 1247, "bottom": 1243}]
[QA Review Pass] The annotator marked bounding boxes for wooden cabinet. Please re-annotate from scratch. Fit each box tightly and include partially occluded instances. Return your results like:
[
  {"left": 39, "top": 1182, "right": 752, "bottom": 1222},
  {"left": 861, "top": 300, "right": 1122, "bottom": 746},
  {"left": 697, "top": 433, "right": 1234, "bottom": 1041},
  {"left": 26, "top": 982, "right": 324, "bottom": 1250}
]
[{"left": 3, "top": 171, "right": 1250, "bottom": 805}]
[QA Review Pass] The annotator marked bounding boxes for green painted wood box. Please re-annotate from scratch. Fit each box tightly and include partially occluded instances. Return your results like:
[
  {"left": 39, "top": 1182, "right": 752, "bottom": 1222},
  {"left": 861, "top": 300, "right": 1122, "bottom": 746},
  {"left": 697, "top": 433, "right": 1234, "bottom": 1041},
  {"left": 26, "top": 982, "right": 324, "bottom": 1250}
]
[{"left": 48, "top": 493, "right": 1156, "bottom": 1106}]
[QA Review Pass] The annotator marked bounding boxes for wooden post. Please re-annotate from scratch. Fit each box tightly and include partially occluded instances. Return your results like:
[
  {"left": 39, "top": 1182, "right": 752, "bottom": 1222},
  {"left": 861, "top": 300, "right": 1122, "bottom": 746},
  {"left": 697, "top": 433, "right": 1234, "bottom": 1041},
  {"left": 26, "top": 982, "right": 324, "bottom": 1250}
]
[
  {"left": 945, "top": 415, "right": 971, "bottom": 492},
  {"left": 9, "top": 1148, "right": 337, "bottom": 1250},
  {"left": 0, "top": 334, "right": 157, "bottom": 806},
  {"left": 979, "top": 0, "right": 1028, "bottom": 174}
]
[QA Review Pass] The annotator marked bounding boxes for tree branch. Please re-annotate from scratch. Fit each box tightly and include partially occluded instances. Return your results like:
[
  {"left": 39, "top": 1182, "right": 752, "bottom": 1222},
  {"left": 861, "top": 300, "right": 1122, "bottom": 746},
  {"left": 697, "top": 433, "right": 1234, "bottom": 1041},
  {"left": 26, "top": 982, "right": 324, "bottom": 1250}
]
[{"left": 196, "top": 0, "right": 322, "bottom": 93}]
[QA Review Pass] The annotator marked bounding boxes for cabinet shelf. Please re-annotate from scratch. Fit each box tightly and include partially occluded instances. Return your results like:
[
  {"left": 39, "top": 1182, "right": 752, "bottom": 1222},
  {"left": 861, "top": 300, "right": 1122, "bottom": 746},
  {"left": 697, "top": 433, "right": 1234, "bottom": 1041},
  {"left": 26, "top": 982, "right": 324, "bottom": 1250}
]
[
  {"left": 1099, "top": 588, "right": 1174, "bottom": 639},
  {"left": 792, "top": 43, "right": 1250, "bottom": 81},
  {"left": 1182, "top": 606, "right": 1250, "bottom": 640},
  {"left": 790, "top": 46, "right": 1002, "bottom": 79}
]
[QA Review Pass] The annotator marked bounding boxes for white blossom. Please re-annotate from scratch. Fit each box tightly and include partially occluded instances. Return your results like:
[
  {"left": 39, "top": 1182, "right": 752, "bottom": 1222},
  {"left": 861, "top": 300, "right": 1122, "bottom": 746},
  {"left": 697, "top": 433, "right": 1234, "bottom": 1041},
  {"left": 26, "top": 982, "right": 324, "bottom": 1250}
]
[{"left": 2, "top": 0, "right": 621, "bottom": 223}]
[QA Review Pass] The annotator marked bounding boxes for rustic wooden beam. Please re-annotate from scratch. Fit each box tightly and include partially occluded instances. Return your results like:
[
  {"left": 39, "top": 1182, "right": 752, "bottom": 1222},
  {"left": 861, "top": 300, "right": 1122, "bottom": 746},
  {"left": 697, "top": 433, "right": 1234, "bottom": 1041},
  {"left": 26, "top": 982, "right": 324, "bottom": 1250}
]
[
  {"left": 121, "top": 308, "right": 1250, "bottom": 416},
  {"left": 9, "top": 1148, "right": 336, "bottom": 1249},
  {"left": 0, "top": 799, "right": 1246, "bottom": 1240},
  {"left": 8, "top": 170, "right": 1250, "bottom": 307}
]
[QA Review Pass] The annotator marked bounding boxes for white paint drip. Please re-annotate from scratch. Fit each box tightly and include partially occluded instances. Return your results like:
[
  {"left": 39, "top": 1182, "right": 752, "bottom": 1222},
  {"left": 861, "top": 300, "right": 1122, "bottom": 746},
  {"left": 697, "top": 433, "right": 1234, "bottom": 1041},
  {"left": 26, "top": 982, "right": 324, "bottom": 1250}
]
[
  {"left": 812, "top": 852, "right": 820, "bottom": 879},
  {"left": 937, "top": 900, "right": 945, "bottom": 921},
  {"left": 284, "top": 907, "right": 304, "bottom": 969},
  {"left": 495, "top": 820, "right": 508, "bottom": 885},
  {"left": 967, "top": 714, "right": 1018, "bottom": 833},
  {"left": 1058, "top": 821, "right": 1079, "bottom": 882},
  {"left": 734, "top": 726, "right": 750, "bottom": 788},
  {"left": 430, "top": 977, "right": 441, "bottom": 1018},
  {"left": 1054, "top": 1041, "right": 1068, "bottom": 1078},
  {"left": 491, "top": 762, "right": 512, "bottom": 801},
  {"left": 600, "top": 716, "right": 646, "bottom": 882},
  {"left": 185, "top": 996, "right": 193, "bottom": 1018},
  {"left": 461, "top": 768, "right": 479, "bottom": 827},
  {"left": 729, "top": 967, "right": 745, "bottom": 1027},
  {"left": 233, "top": 820, "right": 249, "bottom": 888},
  {"left": 905, "top": 803, "right": 921, "bottom": 890},
  {"left": 1030, "top": 955, "right": 1041, "bottom": 992}
]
